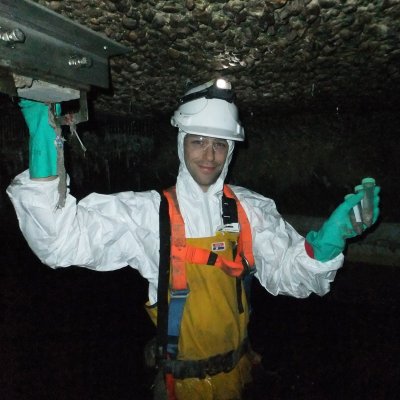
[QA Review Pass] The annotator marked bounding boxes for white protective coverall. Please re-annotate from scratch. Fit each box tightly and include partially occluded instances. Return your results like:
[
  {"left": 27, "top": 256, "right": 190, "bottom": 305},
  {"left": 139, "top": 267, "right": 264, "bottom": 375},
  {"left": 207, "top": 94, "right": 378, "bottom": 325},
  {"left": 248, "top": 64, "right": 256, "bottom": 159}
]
[{"left": 7, "top": 130, "right": 343, "bottom": 307}]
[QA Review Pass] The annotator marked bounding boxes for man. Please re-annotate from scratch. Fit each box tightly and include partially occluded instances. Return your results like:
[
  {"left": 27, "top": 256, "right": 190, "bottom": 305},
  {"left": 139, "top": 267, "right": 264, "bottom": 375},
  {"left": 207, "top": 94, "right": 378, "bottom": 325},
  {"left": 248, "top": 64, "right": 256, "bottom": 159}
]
[{"left": 7, "top": 79, "right": 380, "bottom": 399}]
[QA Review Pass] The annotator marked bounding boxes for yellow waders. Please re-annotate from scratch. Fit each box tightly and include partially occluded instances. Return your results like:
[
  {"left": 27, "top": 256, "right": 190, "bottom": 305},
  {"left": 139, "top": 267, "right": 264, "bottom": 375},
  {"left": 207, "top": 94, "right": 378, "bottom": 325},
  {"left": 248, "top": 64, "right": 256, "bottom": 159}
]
[{"left": 146, "top": 232, "right": 253, "bottom": 400}]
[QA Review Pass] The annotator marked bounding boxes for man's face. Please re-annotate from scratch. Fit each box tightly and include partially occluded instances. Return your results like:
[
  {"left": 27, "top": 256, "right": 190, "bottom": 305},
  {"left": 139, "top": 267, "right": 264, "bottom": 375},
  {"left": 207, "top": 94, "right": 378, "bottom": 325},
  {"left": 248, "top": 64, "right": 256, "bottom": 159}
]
[{"left": 184, "top": 134, "right": 229, "bottom": 192}]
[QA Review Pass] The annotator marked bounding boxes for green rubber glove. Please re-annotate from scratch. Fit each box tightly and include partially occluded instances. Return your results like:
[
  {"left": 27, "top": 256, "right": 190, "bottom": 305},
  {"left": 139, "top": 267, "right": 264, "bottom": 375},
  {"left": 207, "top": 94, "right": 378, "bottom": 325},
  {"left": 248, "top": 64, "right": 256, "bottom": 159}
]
[
  {"left": 306, "top": 186, "right": 380, "bottom": 262},
  {"left": 19, "top": 99, "right": 58, "bottom": 178}
]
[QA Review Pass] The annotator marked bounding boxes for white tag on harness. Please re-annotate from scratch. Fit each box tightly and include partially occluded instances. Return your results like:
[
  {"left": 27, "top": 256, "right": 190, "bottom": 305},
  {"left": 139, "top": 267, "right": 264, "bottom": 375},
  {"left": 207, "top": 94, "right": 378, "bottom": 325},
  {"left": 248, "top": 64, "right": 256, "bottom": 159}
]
[{"left": 221, "top": 223, "right": 240, "bottom": 233}]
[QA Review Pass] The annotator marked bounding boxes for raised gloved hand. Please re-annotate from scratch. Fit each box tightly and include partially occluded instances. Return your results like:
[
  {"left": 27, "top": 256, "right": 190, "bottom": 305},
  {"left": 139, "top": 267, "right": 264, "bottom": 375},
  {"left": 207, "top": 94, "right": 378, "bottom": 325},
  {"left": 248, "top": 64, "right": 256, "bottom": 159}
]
[
  {"left": 19, "top": 99, "right": 58, "bottom": 179},
  {"left": 306, "top": 184, "right": 380, "bottom": 262}
]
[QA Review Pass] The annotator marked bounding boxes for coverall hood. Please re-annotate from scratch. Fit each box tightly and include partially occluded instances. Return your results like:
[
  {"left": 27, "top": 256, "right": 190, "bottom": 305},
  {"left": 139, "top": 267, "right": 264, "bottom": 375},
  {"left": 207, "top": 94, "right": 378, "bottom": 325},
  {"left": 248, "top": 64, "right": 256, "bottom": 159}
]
[
  {"left": 176, "top": 129, "right": 235, "bottom": 197},
  {"left": 175, "top": 129, "right": 235, "bottom": 237}
]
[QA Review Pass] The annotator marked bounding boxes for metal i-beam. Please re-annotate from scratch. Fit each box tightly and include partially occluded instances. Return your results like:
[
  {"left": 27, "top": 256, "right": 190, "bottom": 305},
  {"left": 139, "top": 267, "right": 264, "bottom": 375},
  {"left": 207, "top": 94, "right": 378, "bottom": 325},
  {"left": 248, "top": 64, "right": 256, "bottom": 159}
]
[{"left": 0, "top": 0, "right": 129, "bottom": 99}]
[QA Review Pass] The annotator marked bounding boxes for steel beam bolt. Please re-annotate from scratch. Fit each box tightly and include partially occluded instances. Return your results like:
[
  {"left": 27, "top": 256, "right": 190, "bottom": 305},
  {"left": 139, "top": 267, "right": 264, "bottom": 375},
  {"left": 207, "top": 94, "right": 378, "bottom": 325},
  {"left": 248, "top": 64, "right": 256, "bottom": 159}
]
[{"left": 0, "top": 28, "right": 26, "bottom": 44}]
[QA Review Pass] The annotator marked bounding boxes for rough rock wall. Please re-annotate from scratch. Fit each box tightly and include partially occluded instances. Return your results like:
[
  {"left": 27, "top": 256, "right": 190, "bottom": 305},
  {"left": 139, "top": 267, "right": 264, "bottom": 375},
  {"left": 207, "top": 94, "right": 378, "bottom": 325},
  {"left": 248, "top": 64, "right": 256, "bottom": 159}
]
[{"left": 29, "top": 0, "right": 400, "bottom": 118}]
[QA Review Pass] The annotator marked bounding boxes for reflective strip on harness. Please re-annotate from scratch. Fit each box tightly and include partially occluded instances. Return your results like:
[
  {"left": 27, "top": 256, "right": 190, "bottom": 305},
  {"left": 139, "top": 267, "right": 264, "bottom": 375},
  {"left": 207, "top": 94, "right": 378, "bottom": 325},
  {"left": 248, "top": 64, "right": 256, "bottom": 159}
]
[{"left": 164, "top": 339, "right": 249, "bottom": 379}]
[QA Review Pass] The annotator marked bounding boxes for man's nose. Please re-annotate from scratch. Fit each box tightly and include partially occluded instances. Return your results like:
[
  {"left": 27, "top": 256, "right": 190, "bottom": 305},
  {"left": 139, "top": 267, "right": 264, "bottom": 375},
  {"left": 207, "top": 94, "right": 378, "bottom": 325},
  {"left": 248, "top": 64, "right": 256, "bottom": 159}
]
[{"left": 203, "top": 143, "right": 215, "bottom": 161}]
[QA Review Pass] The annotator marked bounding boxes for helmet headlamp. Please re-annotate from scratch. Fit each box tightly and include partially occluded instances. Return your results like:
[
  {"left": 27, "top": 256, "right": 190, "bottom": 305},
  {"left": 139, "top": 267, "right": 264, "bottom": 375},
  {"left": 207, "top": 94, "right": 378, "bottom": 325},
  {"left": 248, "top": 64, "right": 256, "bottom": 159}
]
[
  {"left": 179, "top": 79, "right": 235, "bottom": 105},
  {"left": 215, "top": 78, "right": 231, "bottom": 90},
  {"left": 171, "top": 78, "right": 244, "bottom": 141}
]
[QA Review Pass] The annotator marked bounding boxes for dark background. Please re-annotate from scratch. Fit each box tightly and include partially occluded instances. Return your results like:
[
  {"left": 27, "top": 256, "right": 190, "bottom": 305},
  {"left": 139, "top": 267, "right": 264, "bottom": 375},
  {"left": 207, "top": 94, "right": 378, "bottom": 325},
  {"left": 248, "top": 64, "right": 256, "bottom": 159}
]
[
  {"left": 1, "top": 211, "right": 399, "bottom": 400},
  {"left": 1, "top": 101, "right": 399, "bottom": 399}
]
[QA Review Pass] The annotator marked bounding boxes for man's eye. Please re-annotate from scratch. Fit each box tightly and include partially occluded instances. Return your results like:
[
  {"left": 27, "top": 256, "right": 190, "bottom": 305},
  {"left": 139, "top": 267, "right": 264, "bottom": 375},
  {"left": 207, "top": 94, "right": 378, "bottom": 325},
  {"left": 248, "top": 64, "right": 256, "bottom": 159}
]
[
  {"left": 191, "top": 140, "right": 203, "bottom": 146},
  {"left": 214, "top": 142, "right": 227, "bottom": 149}
]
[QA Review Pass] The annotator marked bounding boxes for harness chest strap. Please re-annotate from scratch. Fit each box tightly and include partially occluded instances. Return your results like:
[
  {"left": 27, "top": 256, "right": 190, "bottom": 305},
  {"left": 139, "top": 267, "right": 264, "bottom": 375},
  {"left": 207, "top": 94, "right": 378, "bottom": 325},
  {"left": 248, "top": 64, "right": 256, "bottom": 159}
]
[{"left": 163, "top": 185, "right": 255, "bottom": 292}]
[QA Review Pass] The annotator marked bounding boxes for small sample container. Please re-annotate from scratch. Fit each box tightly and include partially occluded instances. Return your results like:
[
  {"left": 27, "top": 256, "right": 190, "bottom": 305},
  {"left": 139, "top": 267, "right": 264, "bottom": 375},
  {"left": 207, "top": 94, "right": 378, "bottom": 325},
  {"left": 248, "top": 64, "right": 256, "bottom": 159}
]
[
  {"left": 345, "top": 194, "right": 363, "bottom": 235},
  {"left": 361, "top": 178, "right": 376, "bottom": 228},
  {"left": 354, "top": 184, "right": 364, "bottom": 226}
]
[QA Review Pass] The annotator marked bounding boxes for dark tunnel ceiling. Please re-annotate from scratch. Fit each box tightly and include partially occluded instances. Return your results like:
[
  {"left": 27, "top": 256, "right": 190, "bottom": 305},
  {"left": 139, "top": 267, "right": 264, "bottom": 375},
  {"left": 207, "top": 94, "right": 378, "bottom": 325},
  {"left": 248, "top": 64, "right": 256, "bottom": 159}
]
[{"left": 25, "top": 0, "right": 400, "bottom": 117}]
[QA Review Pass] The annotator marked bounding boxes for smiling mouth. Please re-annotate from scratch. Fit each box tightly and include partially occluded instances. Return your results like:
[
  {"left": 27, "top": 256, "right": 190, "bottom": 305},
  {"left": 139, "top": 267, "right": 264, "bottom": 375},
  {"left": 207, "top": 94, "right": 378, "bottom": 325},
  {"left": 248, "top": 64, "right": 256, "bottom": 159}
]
[{"left": 198, "top": 165, "right": 217, "bottom": 173}]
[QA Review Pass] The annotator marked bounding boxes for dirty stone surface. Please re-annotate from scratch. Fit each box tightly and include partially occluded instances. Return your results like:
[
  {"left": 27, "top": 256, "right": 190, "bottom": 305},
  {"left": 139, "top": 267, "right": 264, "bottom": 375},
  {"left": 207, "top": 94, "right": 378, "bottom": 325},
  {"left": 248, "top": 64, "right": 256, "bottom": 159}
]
[{"left": 26, "top": 0, "right": 400, "bottom": 118}]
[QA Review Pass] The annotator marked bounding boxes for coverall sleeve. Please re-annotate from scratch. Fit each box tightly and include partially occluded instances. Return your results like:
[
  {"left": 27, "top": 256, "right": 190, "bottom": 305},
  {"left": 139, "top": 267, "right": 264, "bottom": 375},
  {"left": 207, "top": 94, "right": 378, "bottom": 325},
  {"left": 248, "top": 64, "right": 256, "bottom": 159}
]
[
  {"left": 7, "top": 170, "right": 161, "bottom": 301},
  {"left": 232, "top": 186, "right": 343, "bottom": 298}
]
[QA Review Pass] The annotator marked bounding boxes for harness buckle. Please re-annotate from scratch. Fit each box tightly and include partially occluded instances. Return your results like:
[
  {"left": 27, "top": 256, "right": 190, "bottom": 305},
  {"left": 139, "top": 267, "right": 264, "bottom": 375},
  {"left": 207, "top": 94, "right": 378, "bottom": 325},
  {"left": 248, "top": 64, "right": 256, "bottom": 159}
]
[
  {"left": 241, "top": 254, "right": 256, "bottom": 277},
  {"left": 170, "top": 288, "right": 190, "bottom": 299}
]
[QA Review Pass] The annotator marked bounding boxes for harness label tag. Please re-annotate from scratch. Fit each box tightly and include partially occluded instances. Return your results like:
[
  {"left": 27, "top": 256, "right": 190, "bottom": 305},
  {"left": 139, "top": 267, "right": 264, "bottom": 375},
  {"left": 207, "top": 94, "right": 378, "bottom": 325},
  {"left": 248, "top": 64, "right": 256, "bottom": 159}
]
[
  {"left": 212, "top": 242, "right": 226, "bottom": 251},
  {"left": 221, "top": 223, "right": 240, "bottom": 233}
]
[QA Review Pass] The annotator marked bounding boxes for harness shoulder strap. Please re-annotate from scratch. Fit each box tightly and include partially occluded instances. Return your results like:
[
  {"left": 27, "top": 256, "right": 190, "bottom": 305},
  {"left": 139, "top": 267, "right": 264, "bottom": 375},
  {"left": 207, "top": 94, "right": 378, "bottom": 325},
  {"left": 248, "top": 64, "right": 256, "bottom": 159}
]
[
  {"left": 162, "top": 187, "right": 189, "bottom": 358},
  {"left": 163, "top": 187, "right": 188, "bottom": 292},
  {"left": 223, "top": 185, "right": 255, "bottom": 270},
  {"left": 222, "top": 192, "right": 238, "bottom": 226},
  {"left": 223, "top": 185, "right": 256, "bottom": 314},
  {"left": 156, "top": 190, "right": 171, "bottom": 361}
]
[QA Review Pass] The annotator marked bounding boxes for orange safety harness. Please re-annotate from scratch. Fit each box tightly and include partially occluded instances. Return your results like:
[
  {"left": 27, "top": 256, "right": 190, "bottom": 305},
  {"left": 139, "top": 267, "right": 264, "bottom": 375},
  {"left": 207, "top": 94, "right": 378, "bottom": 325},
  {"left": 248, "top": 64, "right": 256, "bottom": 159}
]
[
  {"left": 163, "top": 185, "right": 255, "bottom": 292},
  {"left": 157, "top": 185, "right": 256, "bottom": 400}
]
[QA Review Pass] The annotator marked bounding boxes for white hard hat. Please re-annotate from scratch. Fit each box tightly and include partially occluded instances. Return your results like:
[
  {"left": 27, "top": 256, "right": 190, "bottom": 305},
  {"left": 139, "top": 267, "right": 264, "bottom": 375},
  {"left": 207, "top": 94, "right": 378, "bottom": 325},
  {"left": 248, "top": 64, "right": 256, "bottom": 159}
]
[{"left": 171, "top": 79, "right": 245, "bottom": 141}]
